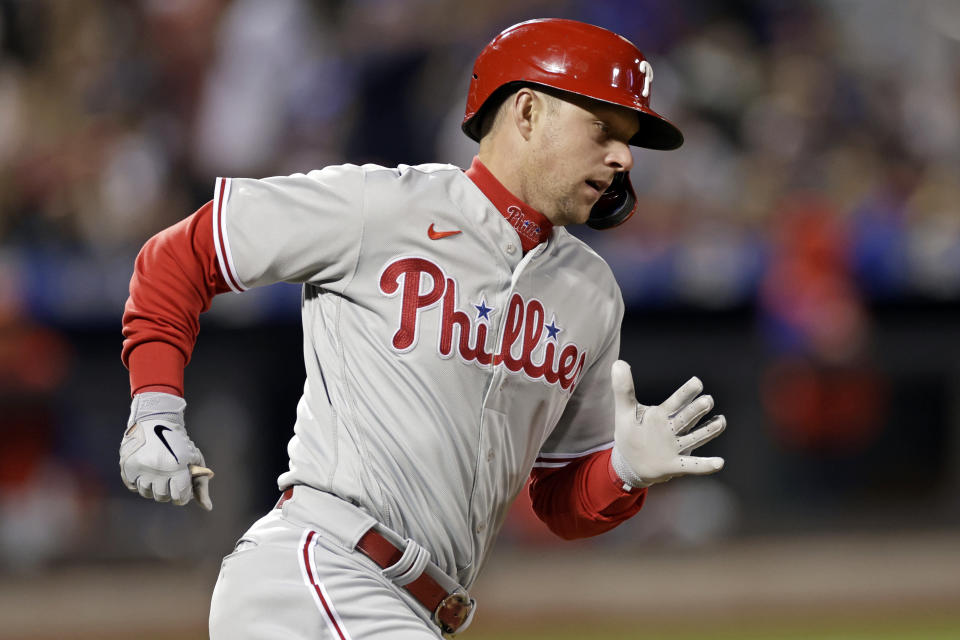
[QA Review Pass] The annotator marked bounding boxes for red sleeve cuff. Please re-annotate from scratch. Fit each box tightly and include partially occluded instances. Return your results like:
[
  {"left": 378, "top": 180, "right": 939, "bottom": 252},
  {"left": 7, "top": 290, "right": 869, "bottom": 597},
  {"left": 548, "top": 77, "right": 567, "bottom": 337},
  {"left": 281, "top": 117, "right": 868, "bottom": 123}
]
[
  {"left": 594, "top": 448, "right": 646, "bottom": 515},
  {"left": 529, "top": 448, "right": 646, "bottom": 539},
  {"left": 128, "top": 342, "right": 185, "bottom": 397}
]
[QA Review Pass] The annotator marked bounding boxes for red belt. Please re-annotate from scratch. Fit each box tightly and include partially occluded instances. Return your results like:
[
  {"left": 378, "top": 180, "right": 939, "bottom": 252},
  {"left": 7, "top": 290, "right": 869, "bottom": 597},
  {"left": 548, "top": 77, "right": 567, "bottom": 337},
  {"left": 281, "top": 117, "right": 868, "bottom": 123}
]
[{"left": 276, "top": 487, "right": 473, "bottom": 635}]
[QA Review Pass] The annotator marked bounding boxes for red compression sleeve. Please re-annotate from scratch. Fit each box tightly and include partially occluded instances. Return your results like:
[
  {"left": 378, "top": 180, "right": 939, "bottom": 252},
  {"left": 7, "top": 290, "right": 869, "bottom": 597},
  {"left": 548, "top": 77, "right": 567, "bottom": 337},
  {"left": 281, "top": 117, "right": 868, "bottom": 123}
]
[
  {"left": 529, "top": 448, "right": 646, "bottom": 540},
  {"left": 121, "top": 201, "right": 232, "bottom": 396}
]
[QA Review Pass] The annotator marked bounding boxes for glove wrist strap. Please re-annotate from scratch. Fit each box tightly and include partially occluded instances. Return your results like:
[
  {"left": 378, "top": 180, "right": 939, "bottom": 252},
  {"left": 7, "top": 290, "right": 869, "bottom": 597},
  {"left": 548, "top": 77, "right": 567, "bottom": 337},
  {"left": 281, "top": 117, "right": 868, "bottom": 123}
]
[
  {"left": 611, "top": 446, "right": 651, "bottom": 489},
  {"left": 129, "top": 392, "right": 187, "bottom": 428}
]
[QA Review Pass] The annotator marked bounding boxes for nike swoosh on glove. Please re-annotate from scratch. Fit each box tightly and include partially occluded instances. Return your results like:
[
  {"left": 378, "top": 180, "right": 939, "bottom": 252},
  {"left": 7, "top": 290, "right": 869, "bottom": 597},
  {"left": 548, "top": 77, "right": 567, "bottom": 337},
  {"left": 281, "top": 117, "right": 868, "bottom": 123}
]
[
  {"left": 119, "top": 392, "right": 213, "bottom": 510},
  {"left": 610, "top": 360, "right": 726, "bottom": 489}
]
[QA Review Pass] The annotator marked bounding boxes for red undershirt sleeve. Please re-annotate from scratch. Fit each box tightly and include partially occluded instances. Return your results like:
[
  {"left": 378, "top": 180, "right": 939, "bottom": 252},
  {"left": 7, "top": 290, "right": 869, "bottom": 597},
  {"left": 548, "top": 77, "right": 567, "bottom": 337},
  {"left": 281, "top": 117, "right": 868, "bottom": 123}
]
[
  {"left": 528, "top": 448, "right": 646, "bottom": 540},
  {"left": 121, "top": 201, "right": 232, "bottom": 397}
]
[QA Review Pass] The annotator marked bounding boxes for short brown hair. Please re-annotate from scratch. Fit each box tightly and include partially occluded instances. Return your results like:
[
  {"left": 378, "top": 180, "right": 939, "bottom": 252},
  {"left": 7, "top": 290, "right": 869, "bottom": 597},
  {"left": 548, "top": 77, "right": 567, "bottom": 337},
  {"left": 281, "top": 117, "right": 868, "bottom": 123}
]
[{"left": 477, "top": 84, "right": 565, "bottom": 140}]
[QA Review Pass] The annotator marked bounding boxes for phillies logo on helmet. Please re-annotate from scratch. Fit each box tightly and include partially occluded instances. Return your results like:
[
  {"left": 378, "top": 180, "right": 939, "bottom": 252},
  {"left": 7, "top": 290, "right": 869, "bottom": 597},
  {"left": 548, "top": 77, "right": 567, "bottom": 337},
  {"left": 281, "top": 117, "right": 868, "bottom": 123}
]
[{"left": 379, "top": 257, "right": 586, "bottom": 392}]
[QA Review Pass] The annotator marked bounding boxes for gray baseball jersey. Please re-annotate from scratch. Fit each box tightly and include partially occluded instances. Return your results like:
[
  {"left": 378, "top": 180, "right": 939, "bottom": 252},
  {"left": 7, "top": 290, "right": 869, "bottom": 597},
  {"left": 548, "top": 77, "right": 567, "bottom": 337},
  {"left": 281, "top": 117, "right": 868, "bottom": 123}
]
[{"left": 212, "top": 162, "right": 623, "bottom": 588}]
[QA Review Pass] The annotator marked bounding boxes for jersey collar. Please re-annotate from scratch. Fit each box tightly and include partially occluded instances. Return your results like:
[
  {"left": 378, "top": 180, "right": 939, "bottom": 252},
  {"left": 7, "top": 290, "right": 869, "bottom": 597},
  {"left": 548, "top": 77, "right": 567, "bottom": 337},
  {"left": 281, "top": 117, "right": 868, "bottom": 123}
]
[{"left": 465, "top": 156, "right": 553, "bottom": 253}]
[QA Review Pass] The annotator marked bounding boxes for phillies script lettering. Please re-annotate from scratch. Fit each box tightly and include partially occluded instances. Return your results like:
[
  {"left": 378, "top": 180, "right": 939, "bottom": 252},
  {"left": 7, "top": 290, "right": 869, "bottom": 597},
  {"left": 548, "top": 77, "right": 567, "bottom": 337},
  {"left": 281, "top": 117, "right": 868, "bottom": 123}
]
[{"left": 379, "top": 257, "right": 586, "bottom": 391}]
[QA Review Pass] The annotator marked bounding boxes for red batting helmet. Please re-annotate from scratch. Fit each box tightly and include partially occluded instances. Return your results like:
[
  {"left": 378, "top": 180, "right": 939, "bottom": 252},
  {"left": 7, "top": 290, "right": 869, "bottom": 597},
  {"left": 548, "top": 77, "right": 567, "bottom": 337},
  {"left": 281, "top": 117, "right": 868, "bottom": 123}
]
[
  {"left": 462, "top": 19, "right": 683, "bottom": 230},
  {"left": 462, "top": 18, "right": 683, "bottom": 150}
]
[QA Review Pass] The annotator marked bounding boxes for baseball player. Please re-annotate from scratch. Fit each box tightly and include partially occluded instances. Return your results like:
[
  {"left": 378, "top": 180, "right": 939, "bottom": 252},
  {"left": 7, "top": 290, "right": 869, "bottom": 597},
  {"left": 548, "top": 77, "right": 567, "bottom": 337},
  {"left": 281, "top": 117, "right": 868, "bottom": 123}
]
[{"left": 119, "top": 19, "right": 726, "bottom": 639}]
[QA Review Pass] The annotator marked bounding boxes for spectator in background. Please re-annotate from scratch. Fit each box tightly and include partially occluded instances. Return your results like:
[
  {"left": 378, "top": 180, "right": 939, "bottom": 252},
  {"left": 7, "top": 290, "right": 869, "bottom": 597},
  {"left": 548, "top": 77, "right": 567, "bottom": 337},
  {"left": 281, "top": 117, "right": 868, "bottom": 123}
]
[
  {"left": 0, "top": 267, "right": 88, "bottom": 570},
  {"left": 759, "top": 194, "right": 886, "bottom": 456}
]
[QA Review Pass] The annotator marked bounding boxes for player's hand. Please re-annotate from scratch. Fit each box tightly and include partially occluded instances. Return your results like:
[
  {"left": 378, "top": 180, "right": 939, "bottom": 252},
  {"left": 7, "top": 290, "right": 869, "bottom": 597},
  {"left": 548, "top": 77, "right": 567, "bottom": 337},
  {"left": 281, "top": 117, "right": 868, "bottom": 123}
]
[
  {"left": 119, "top": 392, "right": 214, "bottom": 510},
  {"left": 610, "top": 360, "right": 725, "bottom": 489}
]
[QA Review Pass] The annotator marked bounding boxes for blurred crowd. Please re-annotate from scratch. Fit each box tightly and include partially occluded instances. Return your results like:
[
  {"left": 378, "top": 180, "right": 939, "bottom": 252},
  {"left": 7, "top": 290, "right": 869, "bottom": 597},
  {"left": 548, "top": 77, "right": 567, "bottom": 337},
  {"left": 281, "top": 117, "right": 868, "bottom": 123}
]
[{"left": 1, "top": 0, "right": 959, "bottom": 569}]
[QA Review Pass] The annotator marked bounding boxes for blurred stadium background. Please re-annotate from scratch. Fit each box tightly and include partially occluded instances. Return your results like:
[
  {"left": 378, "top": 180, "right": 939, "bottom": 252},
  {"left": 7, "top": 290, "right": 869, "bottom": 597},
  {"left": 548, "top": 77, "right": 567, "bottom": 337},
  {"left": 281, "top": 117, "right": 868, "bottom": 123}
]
[{"left": 1, "top": 0, "right": 959, "bottom": 638}]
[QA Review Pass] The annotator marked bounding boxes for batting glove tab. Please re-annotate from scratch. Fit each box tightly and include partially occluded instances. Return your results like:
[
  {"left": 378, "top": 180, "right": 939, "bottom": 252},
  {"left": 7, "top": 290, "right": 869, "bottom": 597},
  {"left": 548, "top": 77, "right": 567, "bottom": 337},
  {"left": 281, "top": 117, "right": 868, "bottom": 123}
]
[
  {"left": 610, "top": 360, "right": 726, "bottom": 489},
  {"left": 119, "top": 392, "right": 213, "bottom": 510}
]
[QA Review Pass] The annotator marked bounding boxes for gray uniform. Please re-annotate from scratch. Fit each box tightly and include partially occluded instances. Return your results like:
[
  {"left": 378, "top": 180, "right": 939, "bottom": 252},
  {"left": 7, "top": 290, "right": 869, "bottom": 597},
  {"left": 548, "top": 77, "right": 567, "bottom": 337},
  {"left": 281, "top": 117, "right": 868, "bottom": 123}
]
[{"left": 208, "top": 163, "right": 623, "bottom": 638}]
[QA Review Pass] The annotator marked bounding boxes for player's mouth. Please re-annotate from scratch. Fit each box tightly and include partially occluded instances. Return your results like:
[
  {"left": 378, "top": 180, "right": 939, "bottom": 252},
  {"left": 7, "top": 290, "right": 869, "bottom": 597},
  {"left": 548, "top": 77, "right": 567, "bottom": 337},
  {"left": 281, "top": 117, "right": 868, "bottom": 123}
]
[{"left": 585, "top": 179, "right": 610, "bottom": 197}]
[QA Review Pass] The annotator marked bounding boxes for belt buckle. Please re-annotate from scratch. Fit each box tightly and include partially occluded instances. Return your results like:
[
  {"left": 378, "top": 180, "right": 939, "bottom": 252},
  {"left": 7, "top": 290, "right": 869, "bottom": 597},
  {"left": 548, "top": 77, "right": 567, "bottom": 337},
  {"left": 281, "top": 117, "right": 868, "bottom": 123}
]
[{"left": 432, "top": 589, "right": 473, "bottom": 635}]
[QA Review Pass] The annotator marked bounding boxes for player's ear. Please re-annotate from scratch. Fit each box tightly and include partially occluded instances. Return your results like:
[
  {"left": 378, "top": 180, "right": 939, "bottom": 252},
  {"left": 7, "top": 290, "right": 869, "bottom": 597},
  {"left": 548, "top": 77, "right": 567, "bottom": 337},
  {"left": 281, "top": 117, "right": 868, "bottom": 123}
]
[{"left": 512, "top": 88, "right": 537, "bottom": 141}]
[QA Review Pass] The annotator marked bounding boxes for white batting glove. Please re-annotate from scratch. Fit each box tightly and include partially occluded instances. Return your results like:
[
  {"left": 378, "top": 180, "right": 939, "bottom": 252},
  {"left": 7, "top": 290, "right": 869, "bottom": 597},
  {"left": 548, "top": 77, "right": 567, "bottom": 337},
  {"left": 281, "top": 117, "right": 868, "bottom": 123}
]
[
  {"left": 119, "top": 392, "right": 214, "bottom": 510},
  {"left": 610, "top": 360, "right": 726, "bottom": 489}
]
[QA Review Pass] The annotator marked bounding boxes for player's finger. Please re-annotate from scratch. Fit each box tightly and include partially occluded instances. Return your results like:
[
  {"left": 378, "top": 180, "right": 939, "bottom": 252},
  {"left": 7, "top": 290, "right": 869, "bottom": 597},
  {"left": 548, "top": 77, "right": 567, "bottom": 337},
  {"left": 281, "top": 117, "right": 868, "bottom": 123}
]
[
  {"left": 119, "top": 465, "right": 136, "bottom": 491},
  {"left": 661, "top": 376, "right": 703, "bottom": 415},
  {"left": 136, "top": 476, "right": 154, "bottom": 500},
  {"left": 672, "top": 394, "right": 713, "bottom": 433},
  {"left": 611, "top": 360, "right": 638, "bottom": 416},
  {"left": 152, "top": 477, "right": 172, "bottom": 503},
  {"left": 675, "top": 455, "right": 724, "bottom": 476},
  {"left": 170, "top": 470, "right": 193, "bottom": 506},
  {"left": 677, "top": 415, "right": 726, "bottom": 453}
]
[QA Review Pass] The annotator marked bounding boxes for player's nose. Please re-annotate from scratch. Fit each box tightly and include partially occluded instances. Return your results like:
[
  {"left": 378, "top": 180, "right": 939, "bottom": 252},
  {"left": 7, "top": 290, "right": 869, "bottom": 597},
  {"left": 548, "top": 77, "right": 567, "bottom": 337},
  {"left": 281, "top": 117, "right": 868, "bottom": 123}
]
[{"left": 605, "top": 140, "right": 633, "bottom": 173}]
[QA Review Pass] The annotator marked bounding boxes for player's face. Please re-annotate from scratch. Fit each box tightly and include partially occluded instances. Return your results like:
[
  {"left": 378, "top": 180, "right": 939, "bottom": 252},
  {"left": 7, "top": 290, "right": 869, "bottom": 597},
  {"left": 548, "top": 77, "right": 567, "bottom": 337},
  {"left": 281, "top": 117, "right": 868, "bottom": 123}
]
[{"left": 525, "top": 95, "right": 639, "bottom": 226}]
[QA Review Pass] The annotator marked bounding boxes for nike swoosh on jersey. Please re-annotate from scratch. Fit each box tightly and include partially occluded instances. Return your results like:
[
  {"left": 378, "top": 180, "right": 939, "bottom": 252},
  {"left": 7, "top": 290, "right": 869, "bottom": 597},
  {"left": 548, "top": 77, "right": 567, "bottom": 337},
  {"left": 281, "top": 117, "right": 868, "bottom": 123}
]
[
  {"left": 428, "top": 224, "right": 462, "bottom": 240},
  {"left": 154, "top": 425, "right": 180, "bottom": 463}
]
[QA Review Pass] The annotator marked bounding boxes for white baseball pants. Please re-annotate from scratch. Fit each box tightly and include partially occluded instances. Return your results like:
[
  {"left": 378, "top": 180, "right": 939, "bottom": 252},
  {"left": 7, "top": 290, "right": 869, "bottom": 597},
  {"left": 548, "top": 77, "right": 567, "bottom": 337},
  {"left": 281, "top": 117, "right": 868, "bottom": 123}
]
[{"left": 209, "top": 490, "right": 443, "bottom": 639}]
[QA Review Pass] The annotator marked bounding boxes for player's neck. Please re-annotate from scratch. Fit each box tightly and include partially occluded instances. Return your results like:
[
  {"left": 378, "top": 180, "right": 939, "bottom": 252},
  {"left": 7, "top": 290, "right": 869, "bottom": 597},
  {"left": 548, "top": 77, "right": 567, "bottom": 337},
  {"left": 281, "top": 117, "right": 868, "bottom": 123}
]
[
  {"left": 476, "top": 148, "right": 526, "bottom": 203},
  {"left": 465, "top": 156, "right": 552, "bottom": 253}
]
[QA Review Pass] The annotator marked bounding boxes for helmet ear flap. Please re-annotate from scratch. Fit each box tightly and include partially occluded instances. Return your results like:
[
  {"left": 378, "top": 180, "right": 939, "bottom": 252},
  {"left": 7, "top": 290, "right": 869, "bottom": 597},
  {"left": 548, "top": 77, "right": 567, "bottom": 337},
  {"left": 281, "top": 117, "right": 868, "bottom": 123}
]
[{"left": 587, "top": 173, "right": 637, "bottom": 230}]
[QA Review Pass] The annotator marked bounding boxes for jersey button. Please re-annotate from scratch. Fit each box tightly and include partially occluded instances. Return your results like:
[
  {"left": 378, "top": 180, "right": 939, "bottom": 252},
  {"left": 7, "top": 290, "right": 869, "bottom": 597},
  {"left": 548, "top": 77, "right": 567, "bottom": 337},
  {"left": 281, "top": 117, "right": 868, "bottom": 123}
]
[
  {"left": 505, "top": 243, "right": 516, "bottom": 255},
  {"left": 487, "top": 449, "right": 495, "bottom": 461},
  {"left": 475, "top": 523, "right": 486, "bottom": 534}
]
